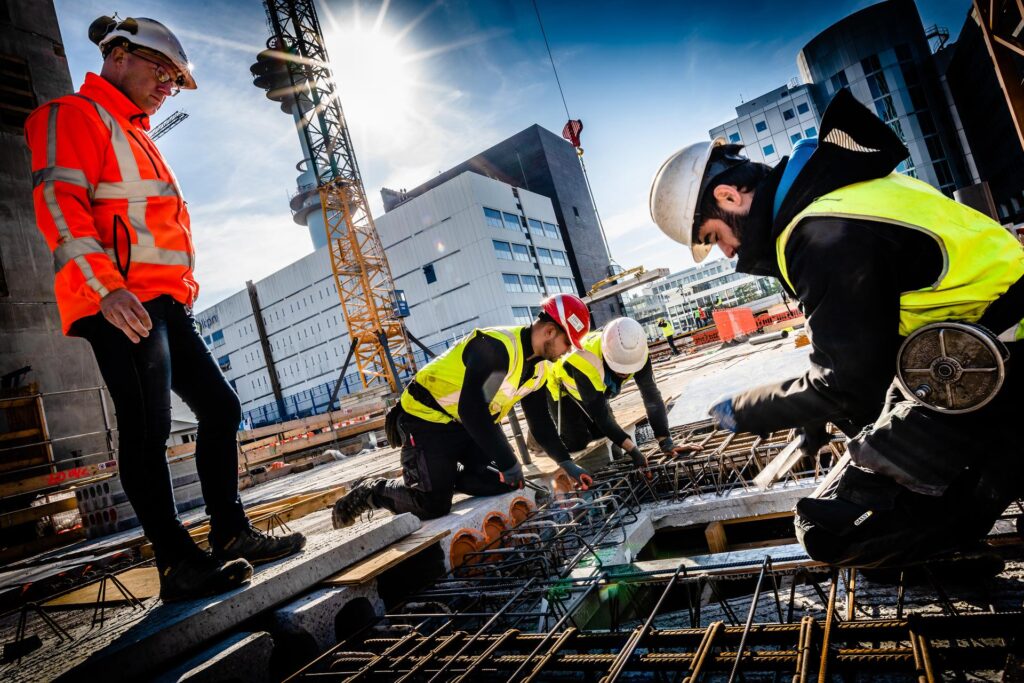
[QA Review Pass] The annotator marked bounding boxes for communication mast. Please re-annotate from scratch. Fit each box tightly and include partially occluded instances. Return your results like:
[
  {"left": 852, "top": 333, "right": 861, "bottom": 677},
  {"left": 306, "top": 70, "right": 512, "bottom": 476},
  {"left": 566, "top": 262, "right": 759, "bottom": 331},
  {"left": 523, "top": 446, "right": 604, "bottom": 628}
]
[{"left": 251, "top": 0, "right": 416, "bottom": 393}]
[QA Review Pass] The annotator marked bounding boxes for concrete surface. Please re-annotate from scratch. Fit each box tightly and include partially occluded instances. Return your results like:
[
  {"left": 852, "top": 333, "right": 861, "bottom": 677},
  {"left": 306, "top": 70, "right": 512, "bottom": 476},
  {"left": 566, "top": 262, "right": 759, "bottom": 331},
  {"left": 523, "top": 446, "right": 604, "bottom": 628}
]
[
  {"left": 272, "top": 582, "right": 384, "bottom": 652},
  {"left": 152, "top": 631, "right": 273, "bottom": 683}
]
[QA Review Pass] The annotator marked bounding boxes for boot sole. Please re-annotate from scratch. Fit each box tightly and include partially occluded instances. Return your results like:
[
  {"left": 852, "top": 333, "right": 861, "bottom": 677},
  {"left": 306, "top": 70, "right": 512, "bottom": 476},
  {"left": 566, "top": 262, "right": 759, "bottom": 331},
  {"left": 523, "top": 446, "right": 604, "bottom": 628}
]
[
  {"left": 160, "top": 563, "right": 253, "bottom": 603},
  {"left": 214, "top": 539, "right": 307, "bottom": 566}
]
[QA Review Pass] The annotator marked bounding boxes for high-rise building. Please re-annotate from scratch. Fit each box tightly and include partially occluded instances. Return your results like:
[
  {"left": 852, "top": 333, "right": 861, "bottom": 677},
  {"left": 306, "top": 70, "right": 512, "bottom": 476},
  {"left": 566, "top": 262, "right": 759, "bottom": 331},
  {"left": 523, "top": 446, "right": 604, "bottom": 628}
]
[
  {"left": 382, "top": 124, "right": 623, "bottom": 325},
  {"left": 797, "top": 0, "right": 971, "bottom": 195},
  {"left": 709, "top": 83, "right": 822, "bottom": 165},
  {"left": 194, "top": 171, "right": 577, "bottom": 426},
  {"left": 1, "top": 0, "right": 108, "bottom": 463}
]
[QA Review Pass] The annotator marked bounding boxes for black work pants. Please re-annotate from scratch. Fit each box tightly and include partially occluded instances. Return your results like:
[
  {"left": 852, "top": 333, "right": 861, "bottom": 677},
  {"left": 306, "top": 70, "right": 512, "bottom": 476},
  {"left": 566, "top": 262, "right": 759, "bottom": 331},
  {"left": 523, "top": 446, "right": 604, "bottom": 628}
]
[
  {"left": 795, "top": 343, "right": 1024, "bottom": 568},
  {"left": 546, "top": 394, "right": 602, "bottom": 452},
  {"left": 372, "top": 412, "right": 513, "bottom": 520},
  {"left": 75, "top": 296, "right": 247, "bottom": 565},
  {"left": 665, "top": 335, "right": 679, "bottom": 355}
]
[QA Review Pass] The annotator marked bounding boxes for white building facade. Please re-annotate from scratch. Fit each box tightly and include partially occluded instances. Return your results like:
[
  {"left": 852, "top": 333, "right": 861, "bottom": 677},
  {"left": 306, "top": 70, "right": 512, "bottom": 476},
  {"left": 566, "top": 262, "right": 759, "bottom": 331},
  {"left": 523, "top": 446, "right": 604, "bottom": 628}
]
[
  {"left": 194, "top": 171, "right": 577, "bottom": 427},
  {"left": 709, "top": 82, "right": 822, "bottom": 165}
]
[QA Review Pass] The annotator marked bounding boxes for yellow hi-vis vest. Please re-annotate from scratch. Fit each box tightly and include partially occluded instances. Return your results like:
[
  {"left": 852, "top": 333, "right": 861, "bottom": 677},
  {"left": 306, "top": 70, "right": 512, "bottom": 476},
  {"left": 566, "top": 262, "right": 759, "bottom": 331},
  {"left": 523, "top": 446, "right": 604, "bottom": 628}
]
[
  {"left": 661, "top": 321, "right": 675, "bottom": 337},
  {"left": 548, "top": 331, "right": 626, "bottom": 401},
  {"left": 776, "top": 173, "right": 1024, "bottom": 340},
  {"left": 400, "top": 326, "right": 549, "bottom": 424}
]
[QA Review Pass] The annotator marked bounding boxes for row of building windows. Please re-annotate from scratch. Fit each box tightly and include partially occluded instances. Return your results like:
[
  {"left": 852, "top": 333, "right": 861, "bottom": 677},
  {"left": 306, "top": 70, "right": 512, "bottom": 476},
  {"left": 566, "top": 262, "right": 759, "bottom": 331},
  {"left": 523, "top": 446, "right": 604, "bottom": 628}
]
[
  {"left": 763, "top": 126, "right": 817, "bottom": 156},
  {"left": 483, "top": 207, "right": 560, "bottom": 240},
  {"left": 502, "top": 272, "right": 576, "bottom": 295},
  {"left": 511, "top": 306, "right": 543, "bottom": 326},
  {"left": 492, "top": 240, "right": 568, "bottom": 267}
]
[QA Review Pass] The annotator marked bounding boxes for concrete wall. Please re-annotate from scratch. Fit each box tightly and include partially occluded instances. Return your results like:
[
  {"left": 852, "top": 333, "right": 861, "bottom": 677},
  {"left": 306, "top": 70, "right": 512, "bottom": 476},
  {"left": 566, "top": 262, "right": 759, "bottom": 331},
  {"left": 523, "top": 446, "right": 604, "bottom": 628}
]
[{"left": 0, "top": 0, "right": 108, "bottom": 464}]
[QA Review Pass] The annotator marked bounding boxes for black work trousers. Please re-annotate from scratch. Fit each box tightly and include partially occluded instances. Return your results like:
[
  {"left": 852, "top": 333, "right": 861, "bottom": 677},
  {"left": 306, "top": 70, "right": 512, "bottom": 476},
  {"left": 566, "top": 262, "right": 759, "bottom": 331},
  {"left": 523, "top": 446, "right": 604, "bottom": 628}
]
[
  {"left": 546, "top": 394, "right": 602, "bottom": 452},
  {"left": 75, "top": 296, "right": 247, "bottom": 565},
  {"left": 371, "top": 411, "right": 513, "bottom": 520},
  {"left": 795, "top": 342, "right": 1024, "bottom": 568}
]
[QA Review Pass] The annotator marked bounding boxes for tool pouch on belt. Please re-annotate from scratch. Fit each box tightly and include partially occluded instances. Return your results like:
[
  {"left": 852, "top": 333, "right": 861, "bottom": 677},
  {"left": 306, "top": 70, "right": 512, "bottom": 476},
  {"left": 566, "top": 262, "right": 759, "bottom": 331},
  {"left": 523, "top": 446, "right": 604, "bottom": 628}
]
[
  {"left": 385, "top": 404, "right": 406, "bottom": 448},
  {"left": 401, "top": 445, "right": 432, "bottom": 493}
]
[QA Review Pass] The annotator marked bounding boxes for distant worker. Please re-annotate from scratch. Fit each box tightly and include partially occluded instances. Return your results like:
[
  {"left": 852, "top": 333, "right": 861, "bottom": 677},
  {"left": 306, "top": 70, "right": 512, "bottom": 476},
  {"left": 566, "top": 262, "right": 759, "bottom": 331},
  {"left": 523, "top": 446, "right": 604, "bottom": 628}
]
[
  {"left": 332, "top": 294, "right": 594, "bottom": 528},
  {"left": 26, "top": 16, "right": 305, "bottom": 602},
  {"left": 547, "top": 317, "right": 700, "bottom": 472},
  {"left": 657, "top": 318, "right": 679, "bottom": 355},
  {"left": 649, "top": 88, "right": 1023, "bottom": 569}
]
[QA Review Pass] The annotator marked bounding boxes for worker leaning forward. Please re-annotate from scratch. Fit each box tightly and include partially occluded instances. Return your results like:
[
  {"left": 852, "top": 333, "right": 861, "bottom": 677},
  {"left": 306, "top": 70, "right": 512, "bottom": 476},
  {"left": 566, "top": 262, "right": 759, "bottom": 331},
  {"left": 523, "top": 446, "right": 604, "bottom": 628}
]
[
  {"left": 547, "top": 317, "right": 700, "bottom": 474},
  {"left": 332, "top": 294, "right": 594, "bottom": 527},
  {"left": 649, "top": 87, "right": 1024, "bottom": 570},
  {"left": 25, "top": 16, "right": 305, "bottom": 602}
]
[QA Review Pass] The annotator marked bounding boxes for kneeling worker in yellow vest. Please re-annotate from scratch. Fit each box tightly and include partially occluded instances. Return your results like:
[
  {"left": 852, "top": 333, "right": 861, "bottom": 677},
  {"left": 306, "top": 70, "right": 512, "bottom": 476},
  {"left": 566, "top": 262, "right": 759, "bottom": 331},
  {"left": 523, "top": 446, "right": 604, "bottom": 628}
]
[
  {"left": 649, "top": 87, "right": 1024, "bottom": 570},
  {"left": 548, "top": 317, "right": 699, "bottom": 475},
  {"left": 332, "top": 294, "right": 593, "bottom": 527}
]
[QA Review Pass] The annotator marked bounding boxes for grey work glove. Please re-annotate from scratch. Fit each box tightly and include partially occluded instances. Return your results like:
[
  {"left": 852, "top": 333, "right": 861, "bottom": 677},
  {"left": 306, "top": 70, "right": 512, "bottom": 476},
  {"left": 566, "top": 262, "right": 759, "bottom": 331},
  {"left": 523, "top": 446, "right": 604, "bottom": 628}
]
[
  {"left": 627, "top": 446, "right": 653, "bottom": 481},
  {"left": 498, "top": 462, "right": 525, "bottom": 490},
  {"left": 557, "top": 460, "right": 593, "bottom": 491},
  {"left": 658, "top": 436, "right": 704, "bottom": 458}
]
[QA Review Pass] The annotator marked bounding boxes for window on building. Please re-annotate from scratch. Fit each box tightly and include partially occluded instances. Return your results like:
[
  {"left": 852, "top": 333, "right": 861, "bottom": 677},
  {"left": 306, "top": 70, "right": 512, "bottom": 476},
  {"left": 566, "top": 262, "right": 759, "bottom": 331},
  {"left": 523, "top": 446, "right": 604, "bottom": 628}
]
[
  {"left": 527, "top": 218, "right": 543, "bottom": 235},
  {"left": 423, "top": 263, "right": 437, "bottom": 284},
  {"left": 502, "top": 212, "right": 522, "bottom": 232},
  {"left": 728, "top": 132, "right": 741, "bottom": 143},
  {"left": 861, "top": 53, "right": 882, "bottom": 74},
  {"left": 933, "top": 160, "right": 954, "bottom": 190},
  {"left": 796, "top": 102, "right": 810, "bottom": 115},
  {"left": 925, "top": 135, "right": 946, "bottom": 161},
  {"left": 502, "top": 273, "right": 522, "bottom": 293},
  {"left": 830, "top": 70, "right": 849, "bottom": 92},
  {"left": 530, "top": 306, "right": 542, "bottom": 318},
  {"left": 483, "top": 207, "right": 504, "bottom": 228},
  {"left": 895, "top": 43, "right": 913, "bottom": 63},
  {"left": 790, "top": 132, "right": 802, "bottom": 144},
  {"left": 511, "top": 306, "right": 532, "bottom": 325},
  {"left": 551, "top": 250, "right": 567, "bottom": 267},
  {"left": 520, "top": 274, "right": 540, "bottom": 293},
  {"left": 511, "top": 243, "right": 530, "bottom": 262},
  {"left": 493, "top": 240, "right": 513, "bottom": 260},
  {"left": 754, "top": 120, "right": 767, "bottom": 133},
  {"left": 762, "top": 144, "right": 775, "bottom": 156},
  {"left": 782, "top": 108, "right": 795, "bottom": 121},
  {"left": 544, "top": 276, "right": 560, "bottom": 293},
  {"left": 804, "top": 126, "right": 817, "bottom": 138},
  {"left": 217, "top": 355, "right": 231, "bottom": 372},
  {"left": 0, "top": 53, "right": 36, "bottom": 129},
  {"left": 572, "top": 206, "right": 580, "bottom": 217},
  {"left": 558, "top": 277, "right": 576, "bottom": 293},
  {"left": 908, "top": 85, "right": 928, "bottom": 112},
  {"left": 537, "top": 247, "right": 553, "bottom": 264},
  {"left": 543, "top": 222, "right": 560, "bottom": 239},
  {"left": 211, "top": 330, "right": 225, "bottom": 347}
]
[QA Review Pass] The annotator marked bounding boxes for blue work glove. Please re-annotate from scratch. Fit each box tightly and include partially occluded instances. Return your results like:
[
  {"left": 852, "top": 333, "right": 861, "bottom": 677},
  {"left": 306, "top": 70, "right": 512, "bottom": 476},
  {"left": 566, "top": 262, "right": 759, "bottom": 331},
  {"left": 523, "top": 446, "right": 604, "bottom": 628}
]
[
  {"left": 497, "top": 462, "right": 525, "bottom": 490},
  {"left": 557, "top": 460, "right": 593, "bottom": 491},
  {"left": 708, "top": 397, "right": 738, "bottom": 432}
]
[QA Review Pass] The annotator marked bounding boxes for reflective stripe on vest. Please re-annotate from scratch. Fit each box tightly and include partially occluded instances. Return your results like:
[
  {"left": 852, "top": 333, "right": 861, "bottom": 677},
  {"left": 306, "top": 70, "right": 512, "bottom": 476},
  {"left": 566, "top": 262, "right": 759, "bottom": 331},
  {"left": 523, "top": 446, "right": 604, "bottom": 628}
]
[
  {"left": 39, "top": 105, "right": 111, "bottom": 298},
  {"left": 776, "top": 173, "right": 1024, "bottom": 340},
  {"left": 549, "top": 331, "right": 608, "bottom": 401},
  {"left": 400, "top": 327, "right": 548, "bottom": 424}
]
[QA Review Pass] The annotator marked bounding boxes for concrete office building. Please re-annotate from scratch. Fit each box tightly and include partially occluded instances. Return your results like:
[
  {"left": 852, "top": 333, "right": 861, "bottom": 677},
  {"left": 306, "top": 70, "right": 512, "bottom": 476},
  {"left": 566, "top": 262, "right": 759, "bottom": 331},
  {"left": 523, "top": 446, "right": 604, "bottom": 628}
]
[
  {"left": 797, "top": 0, "right": 971, "bottom": 195},
  {"left": 709, "top": 83, "right": 822, "bottom": 165},
  {"left": 381, "top": 124, "right": 623, "bottom": 325},
  {"left": 195, "top": 171, "right": 576, "bottom": 427},
  {"left": 0, "top": 1, "right": 108, "bottom": 463}
]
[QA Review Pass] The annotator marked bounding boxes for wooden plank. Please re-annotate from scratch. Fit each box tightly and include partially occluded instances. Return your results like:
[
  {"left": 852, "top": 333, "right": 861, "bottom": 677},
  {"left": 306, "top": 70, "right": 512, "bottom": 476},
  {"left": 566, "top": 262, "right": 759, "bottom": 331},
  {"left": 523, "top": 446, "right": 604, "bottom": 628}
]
[
  {"left": 238, "top": 394, "right": 386, "bottom": 443},
  {"left": 44, "top": 567, "right": 160, "bottom": 607},
  {"left": 0, "top": 427, "right": 42, "bottom": 442},
  {"left": 705, "top": 520, "right": 729, "bottom": 554},
  {"left": 166, "top": 442, "right": 197, "bottom": 458},
  {"left": 242, "top": 417, "right": 385, "bottom": 466},
  {"left": 0, "top": 496, "right": 78, "bottom": 529},
  {"left": 0, "top": 461, "right": 117, "bottom": 499},
  {"left": 323, "top": 529, "right": 451, "bottom": 586}
]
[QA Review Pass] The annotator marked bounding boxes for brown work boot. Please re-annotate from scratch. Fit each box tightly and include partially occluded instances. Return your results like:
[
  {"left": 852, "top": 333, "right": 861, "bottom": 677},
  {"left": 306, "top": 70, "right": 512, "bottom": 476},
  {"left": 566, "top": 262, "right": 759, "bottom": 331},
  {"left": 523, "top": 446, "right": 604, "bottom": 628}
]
[{"left": 158, "top": 552, "right": 252, "bottom": 603}]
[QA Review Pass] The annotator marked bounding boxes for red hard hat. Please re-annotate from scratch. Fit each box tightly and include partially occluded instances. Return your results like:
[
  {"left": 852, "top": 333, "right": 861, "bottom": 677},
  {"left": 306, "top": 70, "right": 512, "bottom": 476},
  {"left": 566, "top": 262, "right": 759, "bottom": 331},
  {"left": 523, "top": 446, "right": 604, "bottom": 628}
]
[{"left": 540, "top": 294, "right": 590, "bottom": 348}]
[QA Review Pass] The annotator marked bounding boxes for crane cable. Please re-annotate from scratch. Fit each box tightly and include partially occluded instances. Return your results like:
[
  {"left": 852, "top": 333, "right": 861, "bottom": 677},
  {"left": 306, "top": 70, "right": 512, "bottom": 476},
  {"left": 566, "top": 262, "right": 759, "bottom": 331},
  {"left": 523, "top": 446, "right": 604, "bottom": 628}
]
[{"left": 530, "top": 0, "right": 618, "bottom": 273}]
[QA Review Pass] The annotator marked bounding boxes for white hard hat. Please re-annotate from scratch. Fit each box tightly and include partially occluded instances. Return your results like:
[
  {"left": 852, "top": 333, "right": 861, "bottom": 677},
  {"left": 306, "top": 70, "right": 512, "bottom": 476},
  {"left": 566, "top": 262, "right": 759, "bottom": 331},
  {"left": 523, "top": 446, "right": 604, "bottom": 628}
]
[
  {"left": 602, "top": 317, "right": 649, "bottom": 375},
  {"left": 90, "top": 16, "right": 197, "bottom": 90},
  {"left": 649, "top": 137, "right": 747, "bottom": 263}
]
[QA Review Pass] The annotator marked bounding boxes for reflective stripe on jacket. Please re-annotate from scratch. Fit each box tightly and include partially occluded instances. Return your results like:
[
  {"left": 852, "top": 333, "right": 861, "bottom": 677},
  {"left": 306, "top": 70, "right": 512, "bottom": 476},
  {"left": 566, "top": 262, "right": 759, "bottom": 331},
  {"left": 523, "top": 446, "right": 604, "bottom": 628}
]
[
  {"left": 400, "top": 327, "right": 549, "bottom": 424},
  {"left": 26, "top": 72, "right": 197, "bottom": 334},
  {"left": 776, "top": 173, "right": 1024, "bottom": 340},
  {"left": 548, "top": 331, "right": 613, "bottom": 401}
]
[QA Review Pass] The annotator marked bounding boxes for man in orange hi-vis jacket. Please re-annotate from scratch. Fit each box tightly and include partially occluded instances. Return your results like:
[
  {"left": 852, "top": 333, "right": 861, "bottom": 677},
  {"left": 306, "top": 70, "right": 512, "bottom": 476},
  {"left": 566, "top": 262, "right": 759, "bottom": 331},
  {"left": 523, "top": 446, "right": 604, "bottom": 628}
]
[{"left": 26, "top": 15, "right": 305, "bottom": 602}]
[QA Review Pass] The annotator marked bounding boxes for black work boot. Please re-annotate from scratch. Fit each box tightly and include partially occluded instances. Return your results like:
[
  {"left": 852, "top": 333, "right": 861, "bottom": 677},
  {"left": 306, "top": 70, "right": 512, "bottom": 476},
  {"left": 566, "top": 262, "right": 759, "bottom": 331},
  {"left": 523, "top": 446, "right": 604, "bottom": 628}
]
[
  {"left": 210, "top": 524, "right": 307, "bottom": 565},
  {"left": 332, "top": 479, "right": 383, "bottom": 529},
  {"left": 158, "top": 552, "right": 253, "bottom": 603}
]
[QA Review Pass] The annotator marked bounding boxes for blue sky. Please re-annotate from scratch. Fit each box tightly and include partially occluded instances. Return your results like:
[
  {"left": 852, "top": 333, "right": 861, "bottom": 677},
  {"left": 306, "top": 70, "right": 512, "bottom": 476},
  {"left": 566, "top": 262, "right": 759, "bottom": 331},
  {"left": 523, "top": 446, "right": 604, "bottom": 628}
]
[{"left": 53, "top": 0, "right": 972, "bottom": 309}]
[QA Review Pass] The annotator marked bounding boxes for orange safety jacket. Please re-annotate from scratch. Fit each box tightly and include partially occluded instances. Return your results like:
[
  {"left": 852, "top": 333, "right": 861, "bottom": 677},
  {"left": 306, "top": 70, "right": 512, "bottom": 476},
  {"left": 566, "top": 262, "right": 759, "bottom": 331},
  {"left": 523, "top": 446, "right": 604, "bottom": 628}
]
[{"left": 25, "top": 72, "right": 197, "bottom": 334}]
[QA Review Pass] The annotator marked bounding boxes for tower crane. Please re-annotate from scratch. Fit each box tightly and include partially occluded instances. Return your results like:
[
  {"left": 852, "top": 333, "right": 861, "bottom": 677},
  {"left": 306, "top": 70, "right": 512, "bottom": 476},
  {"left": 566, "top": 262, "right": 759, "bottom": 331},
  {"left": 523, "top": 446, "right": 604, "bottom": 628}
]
[
  {"left": 150, "top": 109, "right": 188, "bottom": 140},
  {"left": 250, "top": 0, "right": 416, "bottom": 396}
]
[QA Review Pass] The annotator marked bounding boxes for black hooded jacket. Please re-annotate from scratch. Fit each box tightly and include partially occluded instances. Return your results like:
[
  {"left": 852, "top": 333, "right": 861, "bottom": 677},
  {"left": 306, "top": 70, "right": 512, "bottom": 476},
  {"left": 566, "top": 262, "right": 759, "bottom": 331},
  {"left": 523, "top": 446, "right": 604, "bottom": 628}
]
[{"left": 730, "top": 89, "right": 945, "bottom": 436}]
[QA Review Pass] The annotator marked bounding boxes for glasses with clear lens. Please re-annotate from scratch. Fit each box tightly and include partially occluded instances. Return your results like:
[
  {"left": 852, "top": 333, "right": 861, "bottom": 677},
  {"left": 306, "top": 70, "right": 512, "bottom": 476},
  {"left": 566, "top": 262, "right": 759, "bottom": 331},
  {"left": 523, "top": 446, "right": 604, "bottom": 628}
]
[{"left": 129, "top": 47, "right": 184, "bottom": 95}]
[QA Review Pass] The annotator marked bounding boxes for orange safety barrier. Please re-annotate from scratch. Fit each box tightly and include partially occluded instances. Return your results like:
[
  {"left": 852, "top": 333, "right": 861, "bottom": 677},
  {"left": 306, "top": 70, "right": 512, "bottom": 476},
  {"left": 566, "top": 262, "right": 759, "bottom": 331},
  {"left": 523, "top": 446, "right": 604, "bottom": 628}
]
[{"left": 712, "top": 307, "right": 757, "bottom": 342}]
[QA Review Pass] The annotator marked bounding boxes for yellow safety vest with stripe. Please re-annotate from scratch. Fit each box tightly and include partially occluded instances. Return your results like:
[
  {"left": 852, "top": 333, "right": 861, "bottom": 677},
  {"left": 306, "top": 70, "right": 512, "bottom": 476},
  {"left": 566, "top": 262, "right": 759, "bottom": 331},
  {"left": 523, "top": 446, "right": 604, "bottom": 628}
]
[
  {"left": 400, "top": 327, "right": 549, "bottom": 424},
  {"left": 660, "top": 321, "right": 675, "bottom": 337},
  {"left": 776, "top": 173, "right": 1024, "bottom": 340},
  {"left": 548, "top": 331, "right": 621, "bottom": 402}
]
